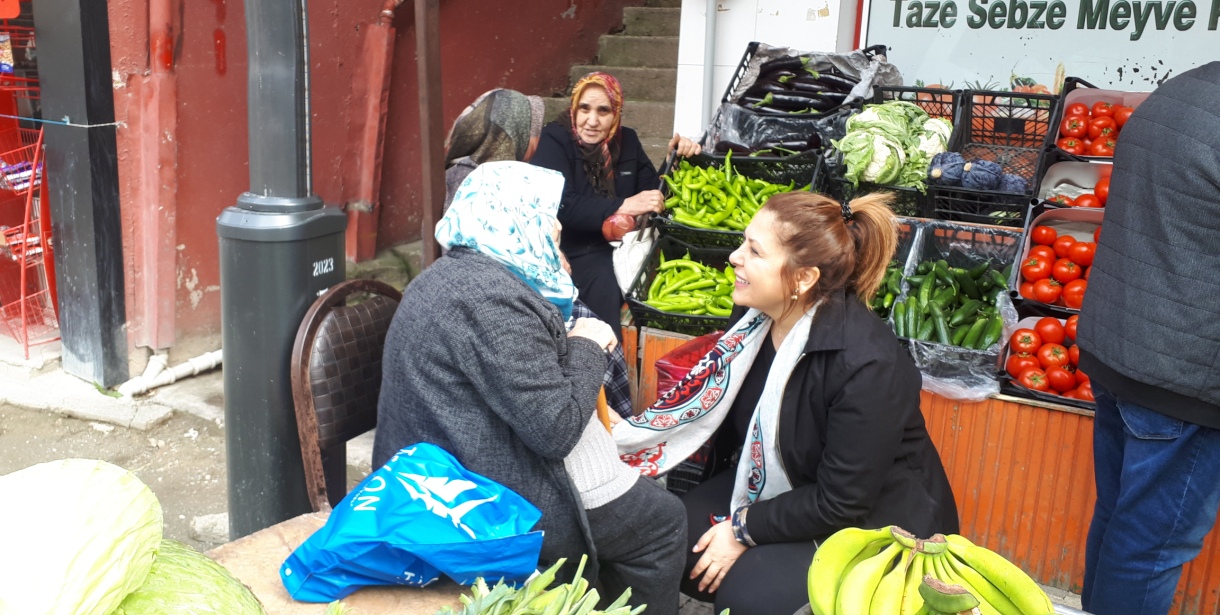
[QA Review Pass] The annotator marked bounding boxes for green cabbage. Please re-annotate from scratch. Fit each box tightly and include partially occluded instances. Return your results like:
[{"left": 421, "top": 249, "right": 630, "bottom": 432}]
[
  {"left": 835, "top": 101, "right": 954, "bottom": 192},
  {"left": 112, "top": 540, "right": 266, "bottom": 614},
  {"left": 0, "top": 459, "right": 163, "bottom": 615}
]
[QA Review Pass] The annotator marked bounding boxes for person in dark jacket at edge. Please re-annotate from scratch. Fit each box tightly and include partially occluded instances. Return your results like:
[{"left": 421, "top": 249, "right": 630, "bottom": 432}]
[
  {"left": 614, "top": 191, "right": 959, "bottom": 615},
  {"left": 374, "top": 161, "right": 686, "bottom": 615},
  {"left": 1075, "top": 62, "right": 1220, "bottom": 615},
  {"left": 530, "top": 71, "right": 701, "bottom": 340}
]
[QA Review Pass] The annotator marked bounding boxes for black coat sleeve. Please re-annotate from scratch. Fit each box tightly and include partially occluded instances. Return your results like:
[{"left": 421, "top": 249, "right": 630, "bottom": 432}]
[
  {"left": 745, "top": 351, "right": 910, "bottom": 544},
  {"left": 530, "top": 125, "right": 625, "bottom": 233}
]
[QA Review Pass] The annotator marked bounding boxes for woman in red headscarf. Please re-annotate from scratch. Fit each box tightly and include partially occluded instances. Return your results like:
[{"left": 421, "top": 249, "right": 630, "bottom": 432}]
[{"left": 531, "top": 72, "right": 701, "bottom": 339}]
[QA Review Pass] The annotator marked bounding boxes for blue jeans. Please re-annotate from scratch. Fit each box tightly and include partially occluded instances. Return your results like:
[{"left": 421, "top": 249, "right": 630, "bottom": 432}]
[{"left": 1083, "top": 382, "right": 1220, "bottom": 615}]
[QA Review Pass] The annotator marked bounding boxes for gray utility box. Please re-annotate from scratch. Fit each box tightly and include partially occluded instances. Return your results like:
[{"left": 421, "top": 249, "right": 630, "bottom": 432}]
[{"left": 217, "top": 194, "right": 346, "bottom": 538}]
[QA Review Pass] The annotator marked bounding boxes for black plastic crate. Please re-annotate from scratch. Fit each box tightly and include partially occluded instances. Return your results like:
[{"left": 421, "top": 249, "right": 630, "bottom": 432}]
[
  {"left": 873, "top": 86, "right": 963, "bottom": 123},
  {"left": 626, "top": 235, "right": 734, "bottom": 336},
  {"left": 927, "top": 89, "right": 1059, "bottom": 228},
  {"left": 828, "top": 176, "right": 927, "bottom": 218},
  {"left": 719, "top": 42, "right": 887, "bottom": 105},
  {"left": 700, "top": 105, "right": 857, "bottom": 169},
  {"left": 657, "top": 152, "right": 819, "bottom": 248}
]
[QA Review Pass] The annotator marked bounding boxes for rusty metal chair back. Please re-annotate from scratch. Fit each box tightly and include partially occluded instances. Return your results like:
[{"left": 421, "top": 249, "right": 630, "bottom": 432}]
[{"left": 291, "top": 279, "right": 402, "bottom": 512}]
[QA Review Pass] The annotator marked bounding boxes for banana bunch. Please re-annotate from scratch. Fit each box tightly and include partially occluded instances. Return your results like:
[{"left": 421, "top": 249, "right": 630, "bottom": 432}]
[
  {"left": 808, "top": 526, "right": 1054, "bottom": 615},
  {"left": 436, "top": 556, "right": 646, "bottom": 615}
]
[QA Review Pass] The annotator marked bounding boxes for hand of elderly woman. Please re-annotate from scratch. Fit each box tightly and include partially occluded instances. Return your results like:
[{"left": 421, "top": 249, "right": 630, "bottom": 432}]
[
  {"left": 569, "top": 317, "right": 618, "bottom": 352},
  {"left": 668, "top": 132, "right": 703, "bottom": 158},
  {"left": 619, "top": 189, "right": 666, "bottom": 217}
]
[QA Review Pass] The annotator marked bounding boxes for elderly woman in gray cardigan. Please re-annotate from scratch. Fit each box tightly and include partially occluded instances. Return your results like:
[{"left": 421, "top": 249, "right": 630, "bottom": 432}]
[{"left": 373, "top": 161, "right": 685, "bottom": 615}]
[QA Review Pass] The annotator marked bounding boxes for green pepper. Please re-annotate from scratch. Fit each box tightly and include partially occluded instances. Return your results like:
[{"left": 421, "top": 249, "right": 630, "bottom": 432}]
[{"left": 953, "top": 268, "right": 981, "bottom": 300}]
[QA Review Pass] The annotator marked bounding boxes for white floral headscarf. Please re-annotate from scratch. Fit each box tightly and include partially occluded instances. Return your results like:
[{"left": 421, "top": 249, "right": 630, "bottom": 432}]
[{"left": 435, "top": 161, "right": 577, "bottom": 321}]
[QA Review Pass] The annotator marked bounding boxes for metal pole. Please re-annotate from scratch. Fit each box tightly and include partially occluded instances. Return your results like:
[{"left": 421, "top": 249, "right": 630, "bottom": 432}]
[
  {"left": 415, "top": 0, "right": 444, "bottom": 265},
  {"left": 220, "top": 0, "right": 346, "bottom": 539}
]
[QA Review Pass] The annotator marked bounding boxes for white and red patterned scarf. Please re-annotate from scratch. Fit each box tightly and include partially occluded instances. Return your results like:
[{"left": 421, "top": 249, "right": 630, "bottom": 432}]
[{"left": 613, "top": 305, "right": 818, "bottom": 512}]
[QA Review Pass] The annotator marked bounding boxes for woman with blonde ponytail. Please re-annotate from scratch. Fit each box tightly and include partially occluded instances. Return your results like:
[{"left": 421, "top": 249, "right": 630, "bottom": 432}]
[{"left": 614, "top": 191, "right": 958, "bottom": 614}]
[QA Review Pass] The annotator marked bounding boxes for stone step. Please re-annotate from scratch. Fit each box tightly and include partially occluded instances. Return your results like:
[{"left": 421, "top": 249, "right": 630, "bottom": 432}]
[
  {"left": 598, "top": 35, "right": 678, "bottom": 69},
  {"left": 641, "top": 137, "right": 672, "bottom": 170},
  {"left": 542, "top": 97, "right": 675, "bottom": 140},
  {"left": 623, "top": 6, "right": 681, "bottom": 37},
  {"left": 646, "top": 0, "right": 680, "bottom": 7},
  {"left": 569, "top": 65, "right": 676, "bottom": 102}
]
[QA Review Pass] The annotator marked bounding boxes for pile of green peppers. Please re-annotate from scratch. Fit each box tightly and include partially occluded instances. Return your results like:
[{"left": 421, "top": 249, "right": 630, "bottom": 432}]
[
  {"left": 643, "top": 253, "right": 735, "bottom": 317},
  {"left": 661, "top": 153, "right": 801, "bottom": 232}
]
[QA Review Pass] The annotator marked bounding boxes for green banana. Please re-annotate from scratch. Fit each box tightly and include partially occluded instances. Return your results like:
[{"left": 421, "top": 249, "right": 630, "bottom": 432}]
[
  {"left": 944, "top": 534, "right": 976, "bottom": 548},
  {"left": 918, "top": 575, "right": 981, "bottom": 614},
  {"left": 947, "top": 543, "right": 1054, "bottom": 615},
  {"left": 891, "top": 526, "right": 920, "bottom": 550},
  {"left": 944, "top": 550, "right": 1022, "bottom": 615},
  {"left": 871, "top": 548, "right": 917, "bottom": 615},
  {"left": 836, "top": 541, "right": 905, "bottom": 615},
  {"left": 900, "top": 552, "right": 929, "bottom": 615},
  {"left": 808, "top": 526, "right": 896, "bottom": 615},
  {"left": 931, "top": 553, "right": 1002, "bottom": 615},
  {"left": 921, "top": 534, "right": 949, "bottom": 555}
]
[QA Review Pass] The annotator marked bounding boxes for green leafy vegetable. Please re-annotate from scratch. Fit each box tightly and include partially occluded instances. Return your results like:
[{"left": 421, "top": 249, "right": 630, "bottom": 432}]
[
  {"left": 113, "top": 539, "right": 266, "bottom": 614},
  {"left": 834, "top": 101, "right": 954, "bottom": 193},
  {"left": 0, "top": 459, "right": 163, "bottom": 615}
]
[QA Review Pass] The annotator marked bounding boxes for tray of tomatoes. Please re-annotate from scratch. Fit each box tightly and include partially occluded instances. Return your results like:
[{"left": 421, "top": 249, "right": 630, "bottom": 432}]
[
  {"left": 1001, "top": 315, "right": 1095, "bottom": 409},
  {"left": 1037, "top": 148, "right": 1110, "bottom": 210},
  {"left": 1051, "top": 77, "right": 1150, "bottom": 159},
  {"left": 1012, "top": 204, "right": 1102, "bottom": 314}
]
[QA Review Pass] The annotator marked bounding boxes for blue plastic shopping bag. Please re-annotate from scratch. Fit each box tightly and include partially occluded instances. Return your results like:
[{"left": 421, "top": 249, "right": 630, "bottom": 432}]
[{"left": 280, "top": 443, "right": 544, "bottom": 602}]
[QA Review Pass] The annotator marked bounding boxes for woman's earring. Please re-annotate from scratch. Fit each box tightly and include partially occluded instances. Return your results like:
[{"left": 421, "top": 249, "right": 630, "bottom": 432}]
[{"left": 791, "top": 291, "right": 799, "bottom": 301}]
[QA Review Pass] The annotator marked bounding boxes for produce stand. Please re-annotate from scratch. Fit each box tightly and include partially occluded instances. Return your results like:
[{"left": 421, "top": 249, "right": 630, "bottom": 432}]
[{"left": 207, "top": 512, "right": 464, "bottom": 614}]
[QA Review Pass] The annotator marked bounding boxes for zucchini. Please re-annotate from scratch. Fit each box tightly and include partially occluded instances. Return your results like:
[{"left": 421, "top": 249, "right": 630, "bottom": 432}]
[
  {"left": 988, "top": 269, "right": 1009, "bottom": 290},
  {"left": 951, "top": 324, "right": 970, "bottom": 346},
  {"left": 968, "top": 261, "right": 991, "bottom": 279},
  {"left": 917, "top": 261, "right": 933, "bottom": 275},
  {"left": 893, "top": 301, "right": 908, "bottom": 338},
  {"left": 917, "top": 317, "right": 935, "bottom": 341},
  {"left": 918, "top": 274, "right": 935, "bottom": 309},
  {"left": 954, "top": 268, "right": 982, "bottom": 300},
  {"left": 949, "top": 299, "right": 983, "bottom": 327},
  {"left": 930, "top": 303, "right": 951, "bottom": 345},
  {"left": 906, "top": 296, "right": 920, "bottom": 339}
]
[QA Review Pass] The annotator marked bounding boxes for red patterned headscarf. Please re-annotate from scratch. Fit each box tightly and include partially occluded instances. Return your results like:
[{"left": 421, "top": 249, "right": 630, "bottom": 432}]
[{"left": 569, "top": 72, "right": 624, "bottom": 196}]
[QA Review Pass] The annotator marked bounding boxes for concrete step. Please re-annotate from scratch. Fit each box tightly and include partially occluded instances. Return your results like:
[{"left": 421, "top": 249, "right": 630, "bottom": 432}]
[
  {"left": 646, "top": 0, "right": 681, "bottom": 7},
  {"left": 569, "top": 65, "right": 677, "bottom": 102},
  {"left": 542, "top": 97, "right": 674, "bottom": 140},
  {"left": 623, "top": 7, "right": 681, "bottom": 37},
  {"left": 641, "top": 137, "right": 671, "bottom": 170},
  {"left": 598, "top": 35, "right": 678, "bottom": 69}
]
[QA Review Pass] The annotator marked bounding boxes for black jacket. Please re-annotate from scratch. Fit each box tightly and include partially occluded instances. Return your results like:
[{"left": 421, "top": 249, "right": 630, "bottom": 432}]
[
  {"left": 729, "top": 291, "right": 959, "bottom": 544},
  {"left": 1076, "top": 62, "right": 1220, "bottom": 427},
  {"left": 530, "top": 121, "right": 660, "bottom": 257}
]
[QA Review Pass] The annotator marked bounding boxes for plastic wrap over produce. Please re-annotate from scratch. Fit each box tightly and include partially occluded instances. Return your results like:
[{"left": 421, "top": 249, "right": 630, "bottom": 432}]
[
  {"left": 896, "top": 220, "right": 1024, "bottom": 401},
  {"left": 702, "top": 104, "right": 855, "bottom": 157},
  {"left": 726, "top": 43, "right": 903, "bottom": 107}
]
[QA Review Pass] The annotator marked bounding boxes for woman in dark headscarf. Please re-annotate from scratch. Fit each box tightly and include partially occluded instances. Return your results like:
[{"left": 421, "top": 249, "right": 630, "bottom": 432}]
[
  {"left": 443, "top": 88, "right": 546, "bottom": 210},
  {"left": 530, "top": 72, "right": 701, "bottom": 338}
]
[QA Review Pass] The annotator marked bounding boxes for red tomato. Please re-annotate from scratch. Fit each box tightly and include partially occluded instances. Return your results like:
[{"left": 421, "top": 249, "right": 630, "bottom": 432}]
[
  {"left": 1092, "top": 101, "right": 1116, "bottom": 117},
  {"left": 1077, "top": 382, "right": 1096, "bottom": 401},
  {"left": 1057, "top": 137, "right": 1085, "bottom": 155},
  {"left": 1076, "top": 369, "right": 1090, "bottom": 386},
  {"left": 1038, "top": 343, "right": 1071, "bottom": 369},
  {"left": 1029, "top": 245, "right": 1057, "bottom": 262},
  {"left": 1094, "top": 226, "right": 1102, "bottom": 242},
  {"left": 1036, "top": 317, "right": 1067, "bottom": 344},
  {"left": 1053, "top": 258, "right": 1082, "bottom": 284},
  {"left": 1090, "top": 138, "right": 1117, "bottom": 157},
  {"left": 1069, "top": 344, "right": 1081, "bottom": 367},
  {"left": 1088, "top": 116, "right": 1117, "bottom": 140},
  {"left": 1010, "top": 329, "right": 1043, "bottom": 354},
  {"left": 1062, "top": 388, "right": 1082, "bottom": 400},
  {"left": 1053, "top": 236, "right": 1077, "bottom": 259},
  {"left": 1019, "top": 368, "right": 1050, "bottom": 392},
  {"left": 1031, "top": 226, "right": 1058, "bottom": 246},
  {"left": 1021, "top": 256, "right": 1052, "bottom": 281},
  {"left": 1006, "top": 353, "right": 1041, "bottom": 379},
  {"left": 1047, "top": 366, "right": 1078, "bottom": 393},
  {"left": 1084, "top": 265, "right": 1091, "bottom": 280},
  {"left": 1060, "top": 115, "right": 1088, "bottom": 139},
  {"left": 1019, "top": 281, "right": 1037, "bottom": 300},
  {"left": 1033, "top": 278, "right": 1063, "bottom": 304},
  {"left": 1114, "top": 106, "right": 1134, "bottom": 128},
  {"left": 1094, "top": 177, "right": 1110, "bottom": 205},
  {"left": 1066, "top": 102, "right": 1090, "bottom": 117},
  {"left": 1069, "top": 242, "right": 1096, "bottom": 267},
  {"left": 1063, "top": 279, "right": 1088, "bottom": 309},
  {"left": 1049, "top": 194, "right": 1076, "bottom": 207},
  {"left": 1074, "top": 194, "right": 1103, "bottom": 209},
  {"left": 1065, "top": 315, "right": 1079, "bottom": 341},
  {"left": 1097, "top": 165, "right": 1113, "bottom": 180}
]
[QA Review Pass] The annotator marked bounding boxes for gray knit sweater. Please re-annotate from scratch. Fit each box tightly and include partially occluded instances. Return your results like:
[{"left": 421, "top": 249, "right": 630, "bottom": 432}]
[{"left": 373, "top": 248, "right": 610, "bottom": 565}]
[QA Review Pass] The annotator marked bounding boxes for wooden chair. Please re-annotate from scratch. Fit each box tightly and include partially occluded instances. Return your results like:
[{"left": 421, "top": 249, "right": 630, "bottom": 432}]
[{"left": 291, "top": 279, "right": 402, "bottom": 512}]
